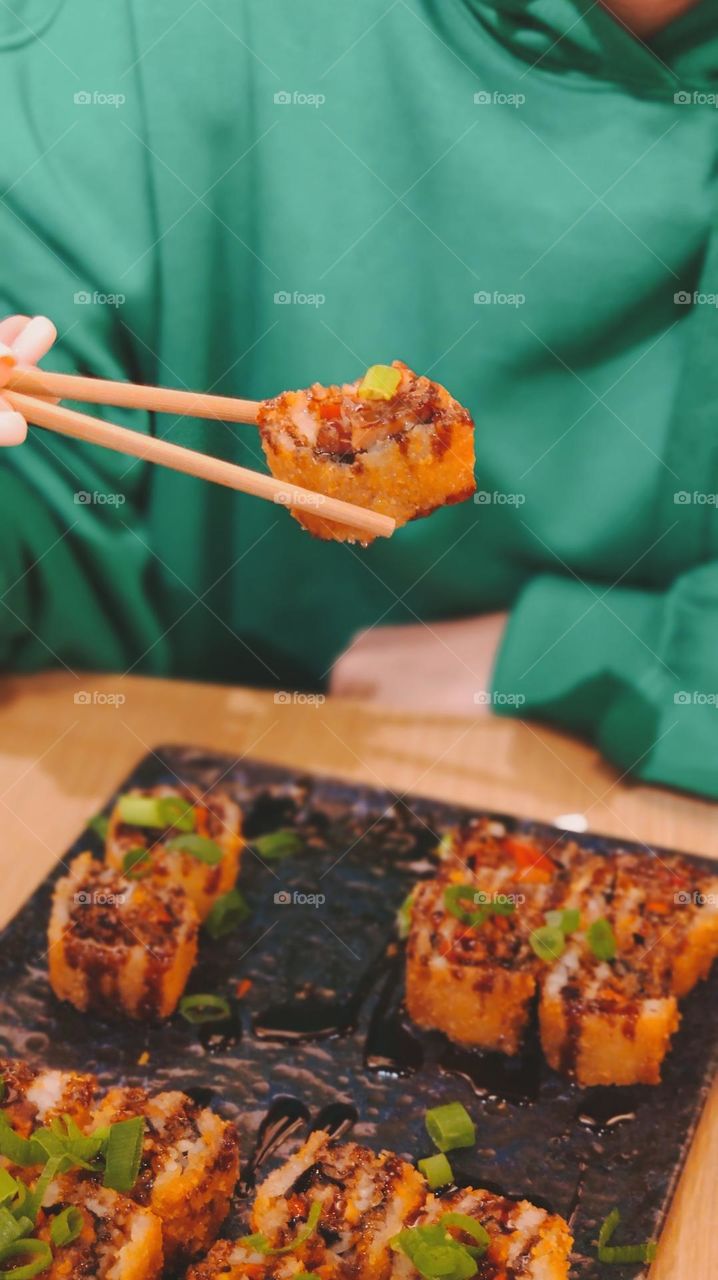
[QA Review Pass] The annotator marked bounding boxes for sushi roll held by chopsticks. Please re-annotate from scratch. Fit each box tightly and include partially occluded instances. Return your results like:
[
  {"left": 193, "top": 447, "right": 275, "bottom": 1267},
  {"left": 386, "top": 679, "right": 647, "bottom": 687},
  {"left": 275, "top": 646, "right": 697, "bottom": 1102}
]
[{"left": 258, "top": 361, "right": 476, "bottom": 544}]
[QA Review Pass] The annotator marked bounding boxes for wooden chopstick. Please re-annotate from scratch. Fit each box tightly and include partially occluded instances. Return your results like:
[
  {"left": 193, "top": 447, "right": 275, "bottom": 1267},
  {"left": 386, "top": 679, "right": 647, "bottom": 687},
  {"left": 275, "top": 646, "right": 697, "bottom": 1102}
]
[
  {"left": 5, "top": 391, "right": 395, "bottom": 541},
  {"left": 7, "top": 366, "right": 259, "bottom": 424}
]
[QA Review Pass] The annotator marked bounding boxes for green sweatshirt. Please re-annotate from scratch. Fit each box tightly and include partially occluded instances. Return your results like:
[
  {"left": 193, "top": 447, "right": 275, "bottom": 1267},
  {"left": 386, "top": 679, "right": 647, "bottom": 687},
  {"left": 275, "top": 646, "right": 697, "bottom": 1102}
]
[{"left": 1, "top": 0, "right": 717, "bottom": 796}]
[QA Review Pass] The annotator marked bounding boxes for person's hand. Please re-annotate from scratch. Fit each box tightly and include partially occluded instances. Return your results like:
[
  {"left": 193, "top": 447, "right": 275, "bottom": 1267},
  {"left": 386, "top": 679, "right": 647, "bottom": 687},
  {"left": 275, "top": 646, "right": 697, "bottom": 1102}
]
[
  {"left": 330, "top": 612, "right": 510, "bottom": 714},
  {"left": 0, "top": 315, "right": 57, "bottom": 445}
]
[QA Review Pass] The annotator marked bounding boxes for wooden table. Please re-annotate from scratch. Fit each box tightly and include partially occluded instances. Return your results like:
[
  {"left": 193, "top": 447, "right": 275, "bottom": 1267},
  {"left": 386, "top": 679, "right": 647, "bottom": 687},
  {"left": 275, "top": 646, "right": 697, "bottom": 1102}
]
[{"left": 0, "top": 671, "right": 715, "bottom": 1278}]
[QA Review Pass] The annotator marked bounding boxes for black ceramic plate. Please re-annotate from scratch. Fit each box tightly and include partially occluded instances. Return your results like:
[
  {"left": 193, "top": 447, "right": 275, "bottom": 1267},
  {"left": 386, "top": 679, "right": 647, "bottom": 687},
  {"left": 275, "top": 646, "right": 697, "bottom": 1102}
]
[{"left": 1, "top": 745, "right": 716, "bottom": 1280}]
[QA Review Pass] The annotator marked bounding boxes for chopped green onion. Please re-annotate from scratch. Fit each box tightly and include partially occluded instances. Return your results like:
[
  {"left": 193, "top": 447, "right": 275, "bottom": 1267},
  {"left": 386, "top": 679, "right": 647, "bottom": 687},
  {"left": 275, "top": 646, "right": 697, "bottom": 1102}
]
[
  {"left": 441, "top": 1213, "right": 490, "bottom": 1259},
  {"left": 443, "top": 884, "right": 486, "bottom": 928},
  {"left": 116, "top": 793, "right": 196, "bottom": 832},
  {"left": 0, "top": 1209, "right": 26, "bottom": 1252},
  {"left": 164, "top": 834, "right": 224, "bottom": 865},
  {"left": 0, "top": 1172, "right": 19, "bottom": 1208},
  {"left": 204, "top": 889, "right": 251, "bottom": 940},
  {"left": 122, "top": 847, "right": 150, "bottom": 878},
  {"left": 21, "top": 1155, "right": 66, "bottom": 1224},
  {"left": 253, "top": 829, "right": 303, "bottom": 861},
  {"left": 0, "top": 1118, "right": 44, "bottom": 1169},
  {"left": 597, "top": 1208, "right": 657, "bottom": 1265},
  {"left": 418, "top": 1153, "right": 453, "bottom": 1190},
  {"left": 0, "top": 1238, "right": 53, "bottom": 1278},
  {"left": 436, "top": 832, "right": 455, "bottom": 861},
  {"left": 102, "top": 1117, "right": 145, "bottom": 1193},
  {"left": 397, "top": 891, "right": 415, "bottom": 940},
  {"left": 391, "top": 1223, "right": 478, "bottom": 1280},
  {"left": 241, "top": 1200, "right": 322, "bottom": 1257},
  {"left": 529, "top": 924, "right": 566, "bottom": 964},
  {"left": 179, "top": 993, "right": 232, "bottom": 1025},
  {"left": 295, "top": 1274, "right": 322, "bottom": 1280},
  {"left": 425, "top": 1102, "right": 475, "bottom": 1153},
  {"left": 88, "top": 814, "right": 109, "bottom": 841},
  {"left": 588, "top": 918, "right": 617, "bottom": 961},
  {"left": 544, "top": 908, "right": 580, "bottom": 935},
  {"left": 50, "top": 1205, "right": 83, "bottom": 1247},
  {"left": 357, "top": 364, "right": 402, "bottom": 400}
]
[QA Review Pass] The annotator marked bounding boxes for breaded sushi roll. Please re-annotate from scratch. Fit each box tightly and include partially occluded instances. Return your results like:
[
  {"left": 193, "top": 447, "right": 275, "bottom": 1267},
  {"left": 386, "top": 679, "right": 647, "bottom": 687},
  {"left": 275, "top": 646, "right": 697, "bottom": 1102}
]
[
  {"left": 105, "top": 786, "right": 243, "bottom": 922},
  {"left": 405, "top": 824, "right": 572, "bottom": 1054},
  {"left": 258, "top": 361, "right": 476, "bottom": 543},
  {"left": 48, "top": 852, "right": 198, "bottom": 1021},
  {"left": 33, "top": 1171, "right": 163, "bottom": 1279},
  {"left": 252, "top": 1130, "right": 425, "bottom": 1280},
  {"left": 187, "top": 1236, "right": 337, "bottom": 1280},
  {"left": 92, "top": 1086, "right": 240, "bottom": 1269},
  {"left": 392, "top": 1187, "right": 572, "bottom": 1280},
  {"left": 0, "top": 1055, "right": 96, "bottom": 1141}
]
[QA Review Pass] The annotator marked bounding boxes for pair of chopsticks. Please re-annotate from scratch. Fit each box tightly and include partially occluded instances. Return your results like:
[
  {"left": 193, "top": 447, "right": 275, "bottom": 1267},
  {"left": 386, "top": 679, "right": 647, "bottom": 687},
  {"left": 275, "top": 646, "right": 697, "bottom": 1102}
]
[{"left": 4, "top": 367, "right": 395, "bottom": 541}]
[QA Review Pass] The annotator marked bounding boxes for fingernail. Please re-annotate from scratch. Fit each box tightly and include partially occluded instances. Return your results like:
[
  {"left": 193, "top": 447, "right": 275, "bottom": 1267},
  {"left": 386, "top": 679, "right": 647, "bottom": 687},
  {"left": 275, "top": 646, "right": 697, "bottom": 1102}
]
[
  {"left": 12, "top": 315, "right": 57, "bottom": 364},
  {"left": 0, "top": 410, "right": 27, "bottom": 445}
]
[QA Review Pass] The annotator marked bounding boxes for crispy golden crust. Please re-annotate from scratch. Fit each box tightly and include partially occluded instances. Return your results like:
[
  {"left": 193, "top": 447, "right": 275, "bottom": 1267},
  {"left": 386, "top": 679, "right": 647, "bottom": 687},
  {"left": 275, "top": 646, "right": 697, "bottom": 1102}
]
[
  {"left": 393, "top": 1188, "right": 572, "bottom": 1280},
  {"left": 0, "top": 1056, "right": 96, "bottom": 1141},
  {"left": 406, "top": 821, "right": 718, "bottom": 1083},
  {"left": 258, "top": 361, "right": 476, "bottom": 543},
  {"left": 253, "top": 1131, "right": 425, "bottom": 1280},
  {"left": 105, "top": 786, "right": 243, "bottom": 922},
  {"left": 35, "top": 1171, "right": 164, "bottom": 1279},
  {"left": 92, "top": 1087, "right": 240, "bottom": 1269},
  {"left": 48, "top": 852, "right": 199, "bottom": 1021}
]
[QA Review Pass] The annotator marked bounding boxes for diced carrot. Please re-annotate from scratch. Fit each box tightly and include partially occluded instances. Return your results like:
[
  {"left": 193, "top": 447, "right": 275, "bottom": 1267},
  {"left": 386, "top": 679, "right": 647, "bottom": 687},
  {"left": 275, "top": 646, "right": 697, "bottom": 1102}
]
[
  {"left": 647, "top": 900, "right": 670, "bottom": 915},
  {"left": 317, "top": 399, "right": 342, "bottom": 420},
  {"left": 236, "top": 978, "right": 252, "bottom": 1000},
  {"left": 505, "top": 836, "right": 553, "bottom": 882}
]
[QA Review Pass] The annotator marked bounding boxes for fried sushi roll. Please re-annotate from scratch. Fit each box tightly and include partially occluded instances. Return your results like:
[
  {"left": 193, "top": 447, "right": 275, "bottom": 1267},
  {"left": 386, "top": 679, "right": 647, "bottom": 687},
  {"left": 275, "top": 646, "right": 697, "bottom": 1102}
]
[
  {"left": 187, "top": 1236, "right": 337, "bottom": 1280},
  {"left": 392, "top": 1187, "right": 572, "bottom": 1280},
  {"left": 48, "top": 852, "right": 199, "bottom": 1021},
  {"left": 252, "top": 1130, "right": 425, "bottom": 1280},
  {"left": 33, "top": 1170, "right": 163, "bottom": 1279},
  {"left": 0, "top": 1055, "right": 96, "bottom": 1142},
  {"left": 105, "top": 786, "right": 243, "bottom": 922},
  {"left": 406, "top": 823, "right": 573, "bottom": 1054},
  {"left": 258, "top": 361, "right": 476, "bottom": 543},
  {"left": 92, "top": 1086, "right": 240, "bottom": 1269}
]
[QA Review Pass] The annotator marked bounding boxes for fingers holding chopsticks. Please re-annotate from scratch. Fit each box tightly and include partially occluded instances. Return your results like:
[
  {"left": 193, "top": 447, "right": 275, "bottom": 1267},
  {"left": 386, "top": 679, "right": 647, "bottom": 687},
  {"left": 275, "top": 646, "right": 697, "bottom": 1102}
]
[{"left": 0, "top": 315, "right": 57, "bottom": 445}]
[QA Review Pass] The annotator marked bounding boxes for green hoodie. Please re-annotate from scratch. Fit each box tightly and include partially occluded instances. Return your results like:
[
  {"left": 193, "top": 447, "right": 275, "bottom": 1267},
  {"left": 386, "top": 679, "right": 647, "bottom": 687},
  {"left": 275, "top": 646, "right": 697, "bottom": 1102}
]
[{"left": 1, "top": 0, "right": 717, "bottom": 796}]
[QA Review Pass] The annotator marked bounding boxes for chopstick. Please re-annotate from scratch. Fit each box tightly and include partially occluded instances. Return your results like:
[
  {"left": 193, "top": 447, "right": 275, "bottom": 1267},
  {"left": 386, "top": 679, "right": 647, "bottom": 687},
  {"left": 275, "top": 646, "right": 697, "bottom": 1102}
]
[
  {"left": 7, "top": 366, "right": 259, "bottom": 424},
  {"left": 5, "top": 391, "right": 395, "bottom": 541}
]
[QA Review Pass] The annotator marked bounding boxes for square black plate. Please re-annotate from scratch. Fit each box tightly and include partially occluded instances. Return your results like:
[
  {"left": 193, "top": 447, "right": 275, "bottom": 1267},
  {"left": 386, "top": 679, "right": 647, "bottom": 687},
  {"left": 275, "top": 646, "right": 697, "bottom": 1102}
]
[{"left": 0, "top": 745, "right": 716, "bottom": 1279}]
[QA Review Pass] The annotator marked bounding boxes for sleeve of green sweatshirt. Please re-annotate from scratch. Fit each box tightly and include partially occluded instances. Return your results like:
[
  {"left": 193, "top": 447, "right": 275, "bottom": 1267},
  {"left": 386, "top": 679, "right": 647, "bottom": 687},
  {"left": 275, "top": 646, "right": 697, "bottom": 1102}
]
[{"left": 492, "top": 563, "right": 718, "bottom": 799}]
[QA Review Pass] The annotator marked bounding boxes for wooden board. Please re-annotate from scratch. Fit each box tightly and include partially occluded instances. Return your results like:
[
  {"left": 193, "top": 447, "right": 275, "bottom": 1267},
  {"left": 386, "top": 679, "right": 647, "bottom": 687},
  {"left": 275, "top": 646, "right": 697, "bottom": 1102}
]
[{"left": 0, "top": 670, "right": 716, "bottom": 1278}]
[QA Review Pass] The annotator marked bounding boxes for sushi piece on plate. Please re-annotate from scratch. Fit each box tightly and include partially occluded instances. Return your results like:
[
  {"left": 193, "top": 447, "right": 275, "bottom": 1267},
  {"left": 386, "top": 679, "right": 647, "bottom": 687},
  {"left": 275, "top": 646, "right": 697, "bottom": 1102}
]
[
  {"left": 405, "top": 822, "right": 576, "bottom": 1054},
  {"left": 33, "top": 1170, "right": 164, "bottom": 1279},
  {"left": 186, "top": 1236, "right": 337, "bottom": 1280},
  {"left": 0, "top": 1055, "right": 96, "bottom": 1142},
  {"left": 252, "top": 1130, "right": 425, "bottom": 1280},
  {"left": 91, "top": 1086, "right": 240, "bottom": 1269},
  {"left": 392, "top": 1186, "right": 573, "bottom": 1280},
  {"left": 47, "top": 852, "right": 198, "bottom": 1020},
  {"left": 105, "top": 785, "right": 243, "bottom": 921},
  {"left": 258, "top": 361, "right": 476, "bottom": 543}
]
